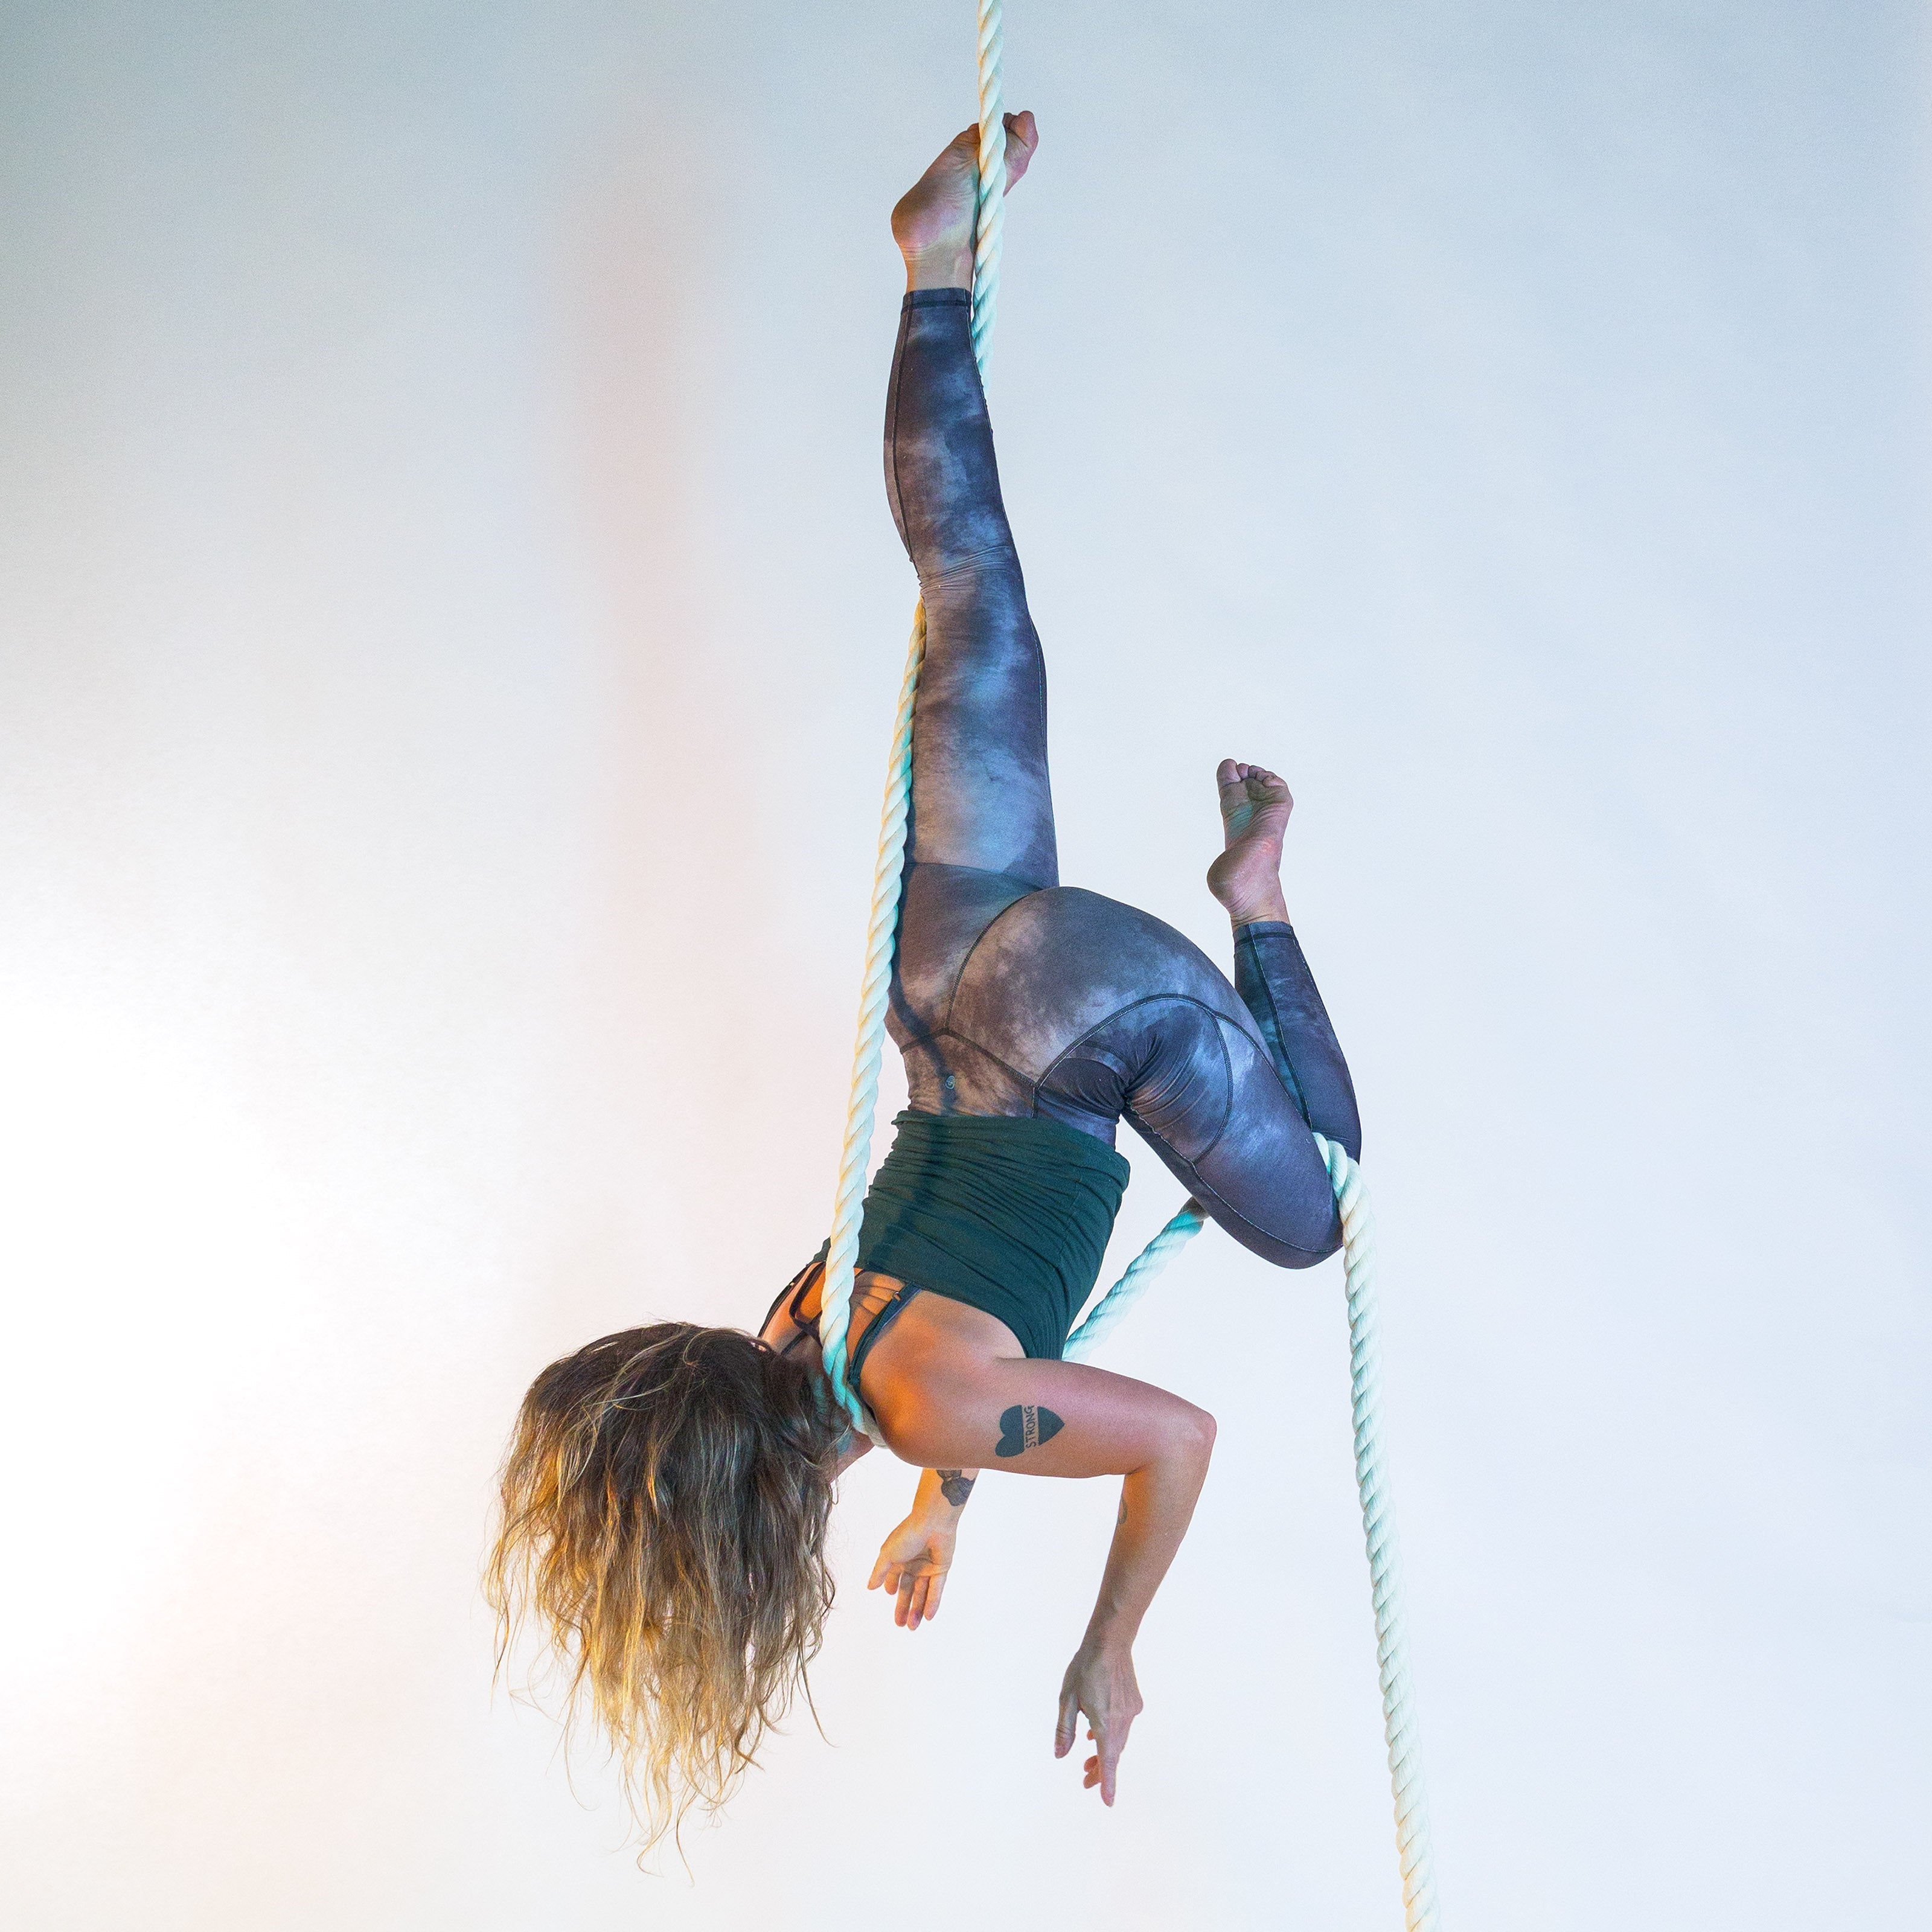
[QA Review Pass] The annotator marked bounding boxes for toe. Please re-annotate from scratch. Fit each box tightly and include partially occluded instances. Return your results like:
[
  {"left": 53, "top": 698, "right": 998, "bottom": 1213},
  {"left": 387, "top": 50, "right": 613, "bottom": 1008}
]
[{"left": 1005, "top": 110, "right": 1040, "bottom": 184}]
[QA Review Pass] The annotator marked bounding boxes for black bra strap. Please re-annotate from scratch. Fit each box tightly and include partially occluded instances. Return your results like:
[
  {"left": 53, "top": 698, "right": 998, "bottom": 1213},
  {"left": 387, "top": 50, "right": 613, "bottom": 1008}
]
[
  {"left": 846, "top": 1281, "right": 923, "bottom": 1395},
  {"left": 758, "top": 1262, "right": 925, "bottom": 1396}
]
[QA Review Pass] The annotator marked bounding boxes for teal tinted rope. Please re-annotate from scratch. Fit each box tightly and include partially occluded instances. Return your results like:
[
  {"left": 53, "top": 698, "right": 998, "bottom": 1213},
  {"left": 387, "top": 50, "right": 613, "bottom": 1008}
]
[
  {"left": 1069, "top": 1147, "right": 1439, "bottom": 1929},
  {"left": 1316, "top": 1134, "right": 1441, "bottom": 1932},
  {"left": 819, "top": 0, "right": 1006, "bottom": 1441},
  {"left": 1062, "top": 1199, "right": 1205, "bottom": 1361},
  {"left": 817, "top": 11, "right": 1439, "bottom": 1922}
]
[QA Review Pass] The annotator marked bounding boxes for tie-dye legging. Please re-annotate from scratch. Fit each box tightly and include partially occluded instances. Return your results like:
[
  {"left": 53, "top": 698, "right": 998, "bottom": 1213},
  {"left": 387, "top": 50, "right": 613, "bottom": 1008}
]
[{"left": 883, "top": 289, "right": 1360, "bottom": 1267}]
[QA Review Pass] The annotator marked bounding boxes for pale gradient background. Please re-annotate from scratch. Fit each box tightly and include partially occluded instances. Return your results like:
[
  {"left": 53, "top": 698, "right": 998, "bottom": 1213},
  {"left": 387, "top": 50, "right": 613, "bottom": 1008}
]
[{"left": 2, "top": 2, "right": 1926, "bottom": 1927}]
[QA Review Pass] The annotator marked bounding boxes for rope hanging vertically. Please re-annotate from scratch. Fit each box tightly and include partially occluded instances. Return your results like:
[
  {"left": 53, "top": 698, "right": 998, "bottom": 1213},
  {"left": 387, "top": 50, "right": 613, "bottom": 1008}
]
[
  {"left": 1066, "top": 1154, "right": 1440, "bottom": 1931},
  {"left": 1316, "top": 1134, "right": 1441, "bottom": 1932},
  {"left": 816, "top": 7, "right": 1438, "bottom": 1923},
  {"left": 819, "top": 0, "right": 1007, "bottom": 1440}
]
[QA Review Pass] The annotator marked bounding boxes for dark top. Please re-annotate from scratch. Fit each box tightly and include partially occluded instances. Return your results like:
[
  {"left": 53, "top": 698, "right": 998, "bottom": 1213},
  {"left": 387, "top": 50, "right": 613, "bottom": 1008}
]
[{"left": 772, "top": 1110, "right": 1131, "bottom": 1384}]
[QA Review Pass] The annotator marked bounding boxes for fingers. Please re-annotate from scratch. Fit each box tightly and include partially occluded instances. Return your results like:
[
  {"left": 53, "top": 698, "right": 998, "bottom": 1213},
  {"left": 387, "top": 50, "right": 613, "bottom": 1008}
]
[
  {"left": 894, "top": 1570, "right": 941, "bottom": 1630},
  {"left": 1096, "top": 1726, "right": 1124, "bottom": 1806},
  {"left": 1066, "top": 1718, "right": 1128, "bottom": 1804},
  {"left": 1073, "top": 1724, "right": 1123, "bottom": 1804},
  {"left": 1054, "top": 1685, "right": 1079, "bottom": 1759},
  {"left": 1061, "top": 1713, "right": 1122, "bottom": 1805}
]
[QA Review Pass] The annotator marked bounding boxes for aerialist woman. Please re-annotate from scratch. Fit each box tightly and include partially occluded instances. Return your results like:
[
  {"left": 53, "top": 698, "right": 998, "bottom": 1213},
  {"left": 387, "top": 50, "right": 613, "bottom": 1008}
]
[{"left": 489, "top": 113, "right": 1361, "bottom": 1840}]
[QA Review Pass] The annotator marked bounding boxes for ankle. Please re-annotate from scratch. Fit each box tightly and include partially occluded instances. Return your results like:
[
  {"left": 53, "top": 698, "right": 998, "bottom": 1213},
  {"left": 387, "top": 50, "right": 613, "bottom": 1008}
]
[
  {"left": 904, "top": 245, "right": 973, "bottom": 292},
  {"left": 1225, "top": 886, "right": 1291, "bottom": 928}
]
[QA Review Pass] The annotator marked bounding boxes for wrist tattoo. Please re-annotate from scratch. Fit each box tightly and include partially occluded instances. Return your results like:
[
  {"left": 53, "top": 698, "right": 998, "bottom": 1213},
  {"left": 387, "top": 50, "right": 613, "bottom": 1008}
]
[
  {"left": 994, "top": 1403, "right": 1064, "bottom": 1458},
  {"left": 936, "top": 1468, "right": 977, "bottom": 1508},
  {"left": 1118, "top": 1495, "right": 1128, "bottom": 1527}
]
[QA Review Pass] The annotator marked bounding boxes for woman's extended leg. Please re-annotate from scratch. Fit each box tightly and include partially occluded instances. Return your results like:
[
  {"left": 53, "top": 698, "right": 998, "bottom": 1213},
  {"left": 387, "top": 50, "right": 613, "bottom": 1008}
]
[
  {"left": 888, "top": 289, "right": 1054, "bottom": 886},
  {"left": 883, "top": 119, "right": 1066, "bottom": 1116},
  {"left": 878, "top": 124, "right": 1358, "bottom": 1262},
  {"left": 886, "top": 148, "right": 1054, "bottom": 889}
]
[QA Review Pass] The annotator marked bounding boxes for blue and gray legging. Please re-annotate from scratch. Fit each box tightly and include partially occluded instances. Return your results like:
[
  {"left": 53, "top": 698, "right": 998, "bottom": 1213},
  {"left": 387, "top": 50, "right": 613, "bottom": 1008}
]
[{"left": 884, "top": 287, "right": 1360, "bottom": 1266}]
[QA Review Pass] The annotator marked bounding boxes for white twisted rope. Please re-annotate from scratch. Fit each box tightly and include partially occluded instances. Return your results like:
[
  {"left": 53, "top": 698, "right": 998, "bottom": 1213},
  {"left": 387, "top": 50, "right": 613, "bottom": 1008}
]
[
  {"left": 970, "top": 0, "right": 1006, "bottom": 370},
  {"left": 1064, "top": 1150, "right": 1439, "bottom": 1927},
  {"left": 815, "top": 605, "right": 924, "bottom": 1443},
  {"left": 819, "top": 1, "right": 1007, "bottom": 1438},
  {"left": 818, "top": 10, "right": 1438, "bottom": 1922},
  {"left": 1316, "top": 1132, "right": 1440, "bottom": 1932},
  {"left": 1063, "top": 1199, "right": 1205, "bottom": 1361}
]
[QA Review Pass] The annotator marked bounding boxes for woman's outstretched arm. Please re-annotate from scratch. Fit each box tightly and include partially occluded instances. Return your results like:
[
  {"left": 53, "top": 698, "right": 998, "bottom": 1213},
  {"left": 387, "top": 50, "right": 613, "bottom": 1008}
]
[{"left": 875, "top": 1337, "right": 1216, "bottom": 1806}]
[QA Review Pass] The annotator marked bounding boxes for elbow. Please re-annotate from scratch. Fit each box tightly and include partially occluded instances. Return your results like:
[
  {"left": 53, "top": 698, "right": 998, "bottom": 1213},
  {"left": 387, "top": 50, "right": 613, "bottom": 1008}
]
[{"left": 1176, "top": 1400, "right": 1217, "bottom": 1465}]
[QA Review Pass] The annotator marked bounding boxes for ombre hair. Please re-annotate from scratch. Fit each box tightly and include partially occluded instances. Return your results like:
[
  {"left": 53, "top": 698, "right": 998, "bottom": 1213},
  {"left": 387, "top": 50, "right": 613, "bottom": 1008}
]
[{"left": 486, "top": 1322, "right": 845, "bottom": 1847}]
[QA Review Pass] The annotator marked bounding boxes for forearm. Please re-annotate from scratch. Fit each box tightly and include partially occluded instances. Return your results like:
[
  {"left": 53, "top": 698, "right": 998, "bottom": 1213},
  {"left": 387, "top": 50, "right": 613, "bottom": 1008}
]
[
  {"left": 911, "top": 1465, "right": 980, "bottom": 1518},
  {"left": 884, "top": 1357, "right": 1215, "bottom": 1642},
  {"left": 1053, "top": 1426, "right": 1215, "bottom": 1805},
  {"left": 1083, "top": 1433, "right": 1214, "bottom": 1651}
]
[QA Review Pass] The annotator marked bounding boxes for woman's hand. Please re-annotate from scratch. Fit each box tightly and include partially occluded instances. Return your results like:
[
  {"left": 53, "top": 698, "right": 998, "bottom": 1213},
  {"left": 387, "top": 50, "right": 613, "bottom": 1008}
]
[
  {"left": 867, "top": 1466, "right": 977, "bottom": 1629},
  {"left": 1055, "top": 1638, "right": 1144, "bottom": 1805},
  {"left": 866, "top": 1509, "right": 959, "bottom": 1630}
]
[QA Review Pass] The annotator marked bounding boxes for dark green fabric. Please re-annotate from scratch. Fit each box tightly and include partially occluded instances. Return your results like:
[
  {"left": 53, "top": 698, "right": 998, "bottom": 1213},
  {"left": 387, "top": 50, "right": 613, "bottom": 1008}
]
[{"left": 815, "top": 1110, "right": 1131, "bottom": 1361}]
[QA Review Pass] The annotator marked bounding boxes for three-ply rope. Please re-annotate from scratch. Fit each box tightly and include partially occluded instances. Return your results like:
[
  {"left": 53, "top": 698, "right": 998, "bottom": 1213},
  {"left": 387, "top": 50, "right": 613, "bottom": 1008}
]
[
  {"left": 1316, "top": 1134, "right": 1441, "bottom": 1932},
  {"left": 817, "top": 0, "right": 1008, "bottom": 1444},
  {"left": 1066, "top": 1147, "right": 1438, "bottom": 1929},
  {"left": 816, "top": 5, "right": 1438, "bottom": 1922}
]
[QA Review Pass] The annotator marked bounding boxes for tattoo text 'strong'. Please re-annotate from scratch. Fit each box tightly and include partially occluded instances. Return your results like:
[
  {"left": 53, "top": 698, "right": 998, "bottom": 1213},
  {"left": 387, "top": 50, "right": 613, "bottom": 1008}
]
[
  {"left": 937, "top": 1468, "right": 977, "bottom": 1508},
  {"left": 994, "top": 1403, "right": 1064, "bottom": 1458}
]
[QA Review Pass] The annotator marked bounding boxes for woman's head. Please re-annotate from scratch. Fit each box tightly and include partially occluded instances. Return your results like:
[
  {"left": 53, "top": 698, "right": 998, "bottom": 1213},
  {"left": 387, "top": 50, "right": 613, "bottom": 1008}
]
[{"left": 487, "top": 1321, "right": 845, "bottom": 1846}]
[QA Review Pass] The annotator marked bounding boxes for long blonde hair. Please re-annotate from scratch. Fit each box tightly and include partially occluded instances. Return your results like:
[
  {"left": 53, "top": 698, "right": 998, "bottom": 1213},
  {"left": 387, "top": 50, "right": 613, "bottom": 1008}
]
[{"left": 486, "top": 1322, "right": 844, "bottom": 1846}]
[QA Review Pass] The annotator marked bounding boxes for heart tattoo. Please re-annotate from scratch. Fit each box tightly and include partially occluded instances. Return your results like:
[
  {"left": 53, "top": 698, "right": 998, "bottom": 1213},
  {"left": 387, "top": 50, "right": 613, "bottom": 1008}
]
[{"left": 994, "top": 1403, "right": 1064, "bottom": 1458}]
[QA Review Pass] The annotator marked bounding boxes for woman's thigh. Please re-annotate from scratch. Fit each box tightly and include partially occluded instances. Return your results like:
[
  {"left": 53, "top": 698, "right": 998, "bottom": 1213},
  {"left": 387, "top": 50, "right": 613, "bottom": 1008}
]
[{"left": 891, "top": 875, "right": 1341, "bottom": 1265}]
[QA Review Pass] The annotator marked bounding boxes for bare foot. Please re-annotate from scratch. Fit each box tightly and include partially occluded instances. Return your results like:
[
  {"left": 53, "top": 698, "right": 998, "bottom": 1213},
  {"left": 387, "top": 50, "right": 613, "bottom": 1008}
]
[
  {"left": 1206, "top": 760, "right": 1293, "bottom": 926},
  {"left": 891, "top": 110, "right": 1039, "bottom": 290}
]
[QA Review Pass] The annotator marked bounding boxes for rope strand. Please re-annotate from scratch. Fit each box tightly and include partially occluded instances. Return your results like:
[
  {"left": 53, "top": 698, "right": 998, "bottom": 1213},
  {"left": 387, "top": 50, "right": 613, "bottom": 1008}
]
[
  {"left": 817, "top": 10, "right": 1439, "bottom": 1921},
  {"left": 819, "top": 5, "right": 1006, "bottom": 1438},
  {"left": 1317, "top": 1133, "right": 1441, "bottom": 1931}
]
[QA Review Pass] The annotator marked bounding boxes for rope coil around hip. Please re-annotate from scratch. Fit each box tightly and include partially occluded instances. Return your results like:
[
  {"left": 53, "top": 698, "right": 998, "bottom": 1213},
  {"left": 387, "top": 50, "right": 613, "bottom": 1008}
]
[{"left": 816, "top": 7, "right": 1439, "bottom": 1922}]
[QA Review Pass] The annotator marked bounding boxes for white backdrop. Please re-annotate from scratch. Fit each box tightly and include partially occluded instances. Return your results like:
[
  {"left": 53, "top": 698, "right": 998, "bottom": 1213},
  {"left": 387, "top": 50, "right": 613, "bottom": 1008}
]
[{"left": 2, "top": 2, "right": 1925, "bottom": 1927}]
